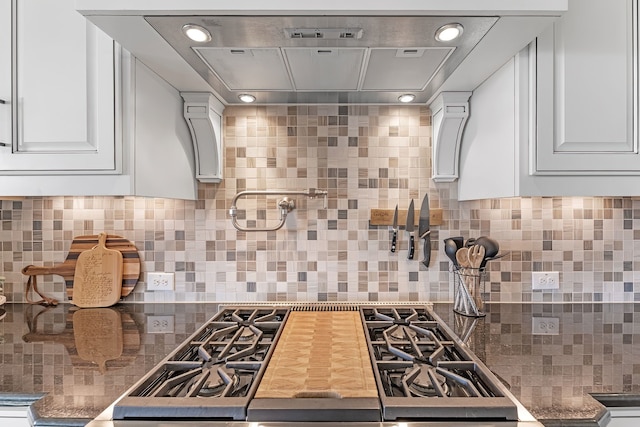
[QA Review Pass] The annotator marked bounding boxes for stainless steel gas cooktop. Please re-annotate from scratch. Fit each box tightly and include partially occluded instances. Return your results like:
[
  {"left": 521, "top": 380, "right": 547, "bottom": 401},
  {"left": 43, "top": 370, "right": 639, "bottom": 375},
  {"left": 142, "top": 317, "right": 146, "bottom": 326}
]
[{"left": 89, "top": 303, "right": 543, "bottom": 427}]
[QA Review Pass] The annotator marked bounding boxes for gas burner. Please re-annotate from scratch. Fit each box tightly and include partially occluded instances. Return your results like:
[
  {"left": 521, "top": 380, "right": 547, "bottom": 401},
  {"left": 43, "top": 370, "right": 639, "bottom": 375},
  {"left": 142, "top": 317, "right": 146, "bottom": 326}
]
[
  {"left": 387, "top": 325, "right": 417, "bottom": 341},
  {"left": 198, "top": 367, "right": 239, "bottom": 397},
  {"left": 237, "top": 327, "right": 256, "bottom": 341},
  {"left": 406, "top": 366, "right": 449, "bottom": 398}
]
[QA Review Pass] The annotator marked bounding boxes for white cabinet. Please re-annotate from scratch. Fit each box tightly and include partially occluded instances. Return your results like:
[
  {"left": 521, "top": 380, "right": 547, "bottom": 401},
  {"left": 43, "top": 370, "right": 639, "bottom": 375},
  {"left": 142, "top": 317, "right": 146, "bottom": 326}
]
[
  {"left": 458, "top": 0, "right": 640, "bottom": 200},
  {"left": 607, "top": 407, "right": 640, "bottom": 427},
  {"left": 1, "top": 0, "right": 117, "bottom": 173},
  {"left": 0, "top": 0, "right": 10, "bottom": 147},
  {"left": 0, "top": 0, "right": 200, "bottom": 199},
  {"left": 534, "top": 0, "right": 638, "bottom": 174},
  {"left": 0, "top": 406, "right": 29, "bottom": 427}
]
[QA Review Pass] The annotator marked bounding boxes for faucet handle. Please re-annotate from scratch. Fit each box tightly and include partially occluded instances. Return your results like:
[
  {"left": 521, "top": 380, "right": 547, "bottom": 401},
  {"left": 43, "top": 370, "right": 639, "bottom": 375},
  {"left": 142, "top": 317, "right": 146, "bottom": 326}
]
[{"left": 306, "top": 188, "right": 328, "bottom": 208}]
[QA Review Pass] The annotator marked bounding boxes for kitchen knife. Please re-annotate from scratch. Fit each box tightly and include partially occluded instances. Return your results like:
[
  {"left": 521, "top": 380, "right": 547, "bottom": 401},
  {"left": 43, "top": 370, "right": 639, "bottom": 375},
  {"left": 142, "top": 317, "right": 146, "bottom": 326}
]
[
  {"left": 418, "top": 193, "right": 431, "bottom": 267},
  {"left": 405, "top": 199, "right": 415, "bottom": 260},
  {"left": 390, "top": 205, "right": 398, "bottom": 253}
]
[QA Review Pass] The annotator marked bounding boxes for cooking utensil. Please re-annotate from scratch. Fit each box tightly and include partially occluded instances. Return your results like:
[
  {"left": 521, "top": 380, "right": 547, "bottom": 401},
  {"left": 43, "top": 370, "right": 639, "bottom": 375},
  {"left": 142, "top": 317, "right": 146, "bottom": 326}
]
[
  {"left": 474, "top": 236, "right": 500, "bottom": 268},
  {"left": 454, "top": 247, "right": 481, "bottom": 316},
  {"left": 390, "top": 205, "right": 398, "bottom": 253},
  {"left": 443, "top": 238, "right": 460, "bottom": 266},
  {"left": 468, "top": 245, "right": 485, "bottom": 270},
  {"left": 71, "top": 233, "right": 123, "bottom": 308},
  {"left": 21, "top": 234, "right": 141, "bottom": 300},
  {"left": 468, "top": 245, "right": 486, "bottom": 313},
  {"left": 455, "top": 247, "right": 470, "bottom": 268},
  {"left": 418, "top": 193, "right": 431, "bottom": 267},
  {"left": 405, "top": 199, "right": 415, "bottom": 260}
]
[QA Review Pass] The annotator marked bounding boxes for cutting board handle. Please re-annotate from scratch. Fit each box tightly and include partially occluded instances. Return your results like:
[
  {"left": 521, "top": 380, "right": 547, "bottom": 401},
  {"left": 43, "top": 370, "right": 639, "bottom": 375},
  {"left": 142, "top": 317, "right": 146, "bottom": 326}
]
[
  {"left": 22, "top": 265, "right": 72, "bottom": 276},
  {"left": 97, "top": 232, "right": 107, "bottom": 248}
]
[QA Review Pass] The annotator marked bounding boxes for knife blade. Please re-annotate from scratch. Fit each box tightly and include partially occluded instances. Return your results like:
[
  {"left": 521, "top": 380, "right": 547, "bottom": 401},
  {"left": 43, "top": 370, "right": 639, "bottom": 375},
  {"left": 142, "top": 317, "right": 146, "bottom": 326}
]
[
  {"left": 405, "top": 199, "right": 415, "bottom": 260},
  {"left": 418, "top": 193, "right": 431, "bottom": 267},
  {"left": 390, "top": 205, "right": 398, "bottom": 253}
]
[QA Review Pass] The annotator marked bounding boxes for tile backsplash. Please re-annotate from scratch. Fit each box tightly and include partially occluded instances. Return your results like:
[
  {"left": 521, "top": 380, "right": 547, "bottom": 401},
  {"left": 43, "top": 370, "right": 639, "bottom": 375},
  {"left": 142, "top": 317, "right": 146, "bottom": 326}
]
[{"left": 0, "top": 105, "right": 638, "bottom": 304}]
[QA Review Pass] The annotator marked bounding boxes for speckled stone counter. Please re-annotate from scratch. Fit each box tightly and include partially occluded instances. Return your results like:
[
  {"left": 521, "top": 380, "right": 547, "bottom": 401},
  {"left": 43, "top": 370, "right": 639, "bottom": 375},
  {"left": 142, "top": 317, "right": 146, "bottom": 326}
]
[
  {"left": 436, "top": 302, "right": 640, "bottom": 425},
  {"left": 0, "top": 302, "right": 638, "bottom": 426}
]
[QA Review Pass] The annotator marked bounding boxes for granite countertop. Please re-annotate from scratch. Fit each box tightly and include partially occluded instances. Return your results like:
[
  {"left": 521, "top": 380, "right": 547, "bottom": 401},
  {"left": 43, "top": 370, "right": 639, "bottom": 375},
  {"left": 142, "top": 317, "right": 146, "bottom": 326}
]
[{"left": 0, "top": 302, "right": 638, "bottom": 426}]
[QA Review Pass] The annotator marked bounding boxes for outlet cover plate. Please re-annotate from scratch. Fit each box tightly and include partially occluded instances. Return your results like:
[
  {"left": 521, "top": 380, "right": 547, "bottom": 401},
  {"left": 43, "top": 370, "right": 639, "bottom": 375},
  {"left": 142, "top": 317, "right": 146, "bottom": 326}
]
[
  {"left": 147, "top": 315, "right": 175, "bottom": 333},
  {"left": 532, "top": 317, "right": 560, "bottom": 335},
  {"left": 147, "top": 272, "right": 175, "bottom": 291},
  {"left": 532, "top": 271, "right": 560, "bottom": 290}
]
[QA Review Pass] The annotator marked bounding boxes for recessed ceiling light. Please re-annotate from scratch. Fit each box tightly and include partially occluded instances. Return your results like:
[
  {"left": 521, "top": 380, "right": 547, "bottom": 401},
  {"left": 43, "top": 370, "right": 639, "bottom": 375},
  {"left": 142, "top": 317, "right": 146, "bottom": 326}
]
[
  {"left": 182, "top": 24, "right": 211, "bottom": 43},
  {"left": 398, "top": 94, "right": 416, "bottom": 103},
  {"left": 238, "top": 94, "right": 256, "bottom": 103},
  {"left": 435, "top": 23, "right": 464, "bottom": 42}
]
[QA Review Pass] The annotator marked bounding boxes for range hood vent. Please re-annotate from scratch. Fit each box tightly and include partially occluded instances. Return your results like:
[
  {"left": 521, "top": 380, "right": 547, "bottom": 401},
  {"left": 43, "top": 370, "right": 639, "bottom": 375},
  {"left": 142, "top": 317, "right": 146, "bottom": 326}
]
[
  {"left": 143, "top": 15, "right": 496, "bottom": 105},
  {"left": 78, "top": 2, "right": 566, "bottom": 105}
]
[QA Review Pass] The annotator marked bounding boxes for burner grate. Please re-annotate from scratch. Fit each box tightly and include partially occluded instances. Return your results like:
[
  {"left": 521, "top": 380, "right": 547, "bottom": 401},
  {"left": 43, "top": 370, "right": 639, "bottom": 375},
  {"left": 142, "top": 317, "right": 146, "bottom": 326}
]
[
  {"left": 360, "top": 305, "right": 520, "bottom": 421},
  {"left": 113, "top": 307, "right": 290, "bottom": 421}
]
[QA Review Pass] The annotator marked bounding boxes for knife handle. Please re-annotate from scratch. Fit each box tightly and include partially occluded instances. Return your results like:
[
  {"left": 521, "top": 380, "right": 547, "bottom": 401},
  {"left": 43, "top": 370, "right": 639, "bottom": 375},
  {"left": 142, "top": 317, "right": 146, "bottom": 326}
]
[
  {"left": 421, "top": 235, "right": 431, "bottom": 267},
  {"left": 391, "top": 230, "right": 397, "bottom": 253},
  {"left": 408, "top": 235, "right": 415, "bottom": 260}
]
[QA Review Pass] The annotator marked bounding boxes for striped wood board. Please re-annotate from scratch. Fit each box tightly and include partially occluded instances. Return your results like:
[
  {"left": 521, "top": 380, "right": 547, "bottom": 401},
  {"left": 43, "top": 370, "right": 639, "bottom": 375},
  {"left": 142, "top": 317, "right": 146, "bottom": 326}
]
[
  {"left": 255, "top": 311, "right": 378, "bottom": 399},
  {"left": 22, "top": 234, "right": 140, "bottom": 299}
]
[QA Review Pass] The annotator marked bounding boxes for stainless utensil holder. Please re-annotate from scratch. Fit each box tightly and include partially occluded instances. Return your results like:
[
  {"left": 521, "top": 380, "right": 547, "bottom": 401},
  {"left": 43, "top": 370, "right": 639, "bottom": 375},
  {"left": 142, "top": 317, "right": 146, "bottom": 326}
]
[{"left": 452, "top": 266, "right": 486, "bottom": 317}]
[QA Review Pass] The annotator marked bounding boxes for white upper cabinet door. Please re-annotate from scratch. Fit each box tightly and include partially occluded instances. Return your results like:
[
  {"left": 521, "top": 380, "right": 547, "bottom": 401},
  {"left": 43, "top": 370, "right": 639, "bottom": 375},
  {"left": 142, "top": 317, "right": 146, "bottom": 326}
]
[
  {"left": 0, "top": 0, "right": 10, "bottom": 147},
  {"left": 535, "top": 0, "right": 639, "bottom": 174},
  {"left": 0, "top": 0, "right": 117, "bottom": 173}
]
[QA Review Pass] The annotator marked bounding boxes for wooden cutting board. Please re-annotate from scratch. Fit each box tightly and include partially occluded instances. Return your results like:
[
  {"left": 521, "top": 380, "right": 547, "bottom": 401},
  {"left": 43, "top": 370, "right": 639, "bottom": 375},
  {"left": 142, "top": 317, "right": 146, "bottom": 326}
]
[
  {"left": 22, "top": 234, "right": 141, "bottom": 299},
  {"left": 255, "top": 311, "right": 378, "bottom": 399},
  {"left": 71, "top": 233, "right": 123, "bottom": 308}
]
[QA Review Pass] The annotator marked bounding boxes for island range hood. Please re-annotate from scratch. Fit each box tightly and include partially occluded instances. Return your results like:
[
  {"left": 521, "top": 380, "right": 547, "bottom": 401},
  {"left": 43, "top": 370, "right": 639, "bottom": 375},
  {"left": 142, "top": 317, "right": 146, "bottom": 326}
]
[{"left": 76, "top": 1, "right": 567, "bottom": 106}]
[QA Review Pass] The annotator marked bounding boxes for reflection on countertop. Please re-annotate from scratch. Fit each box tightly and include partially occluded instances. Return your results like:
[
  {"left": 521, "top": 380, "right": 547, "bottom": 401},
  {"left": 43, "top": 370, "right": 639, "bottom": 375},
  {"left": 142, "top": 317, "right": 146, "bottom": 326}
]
[
  {"left": 22, "top": 305, "right": 140, "bottom": 374},
  {"left": 0, "top": 302, "right": 638, "bottom": 425},
  {"left": 0, "top": 303, "right": 222, "bottom": 421},
  {"left": 434, "top": 302, "right": 640, "bottom": 423}
]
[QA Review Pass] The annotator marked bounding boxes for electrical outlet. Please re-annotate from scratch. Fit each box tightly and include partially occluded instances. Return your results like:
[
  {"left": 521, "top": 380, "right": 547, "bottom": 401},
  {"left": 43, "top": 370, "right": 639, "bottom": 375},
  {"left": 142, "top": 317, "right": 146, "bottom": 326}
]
[
  {"left": 147, "top": 272, "right": 175, "bottom": 291},
  {"left": 147, "top": 315, "right": 175, "bottom": 333},
  {"left": 532, "top": 271, "right": 560, "bottom": 290},
  {"left": 532, "top": 317, "right": 560, "bottom": 335}
]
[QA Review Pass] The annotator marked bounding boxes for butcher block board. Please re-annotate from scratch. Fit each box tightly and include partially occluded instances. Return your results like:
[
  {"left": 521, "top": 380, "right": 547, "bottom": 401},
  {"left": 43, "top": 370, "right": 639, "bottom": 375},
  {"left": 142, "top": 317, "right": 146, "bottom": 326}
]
[{"left": 255, "top": 311, "right": 378, "bottom": 399}]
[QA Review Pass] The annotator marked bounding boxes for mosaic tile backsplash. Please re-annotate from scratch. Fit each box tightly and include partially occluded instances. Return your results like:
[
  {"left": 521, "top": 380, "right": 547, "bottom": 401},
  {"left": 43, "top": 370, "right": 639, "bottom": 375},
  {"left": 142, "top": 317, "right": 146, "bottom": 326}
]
[{"left": 0, "top": 105, "right": 638, "bottom": 304}]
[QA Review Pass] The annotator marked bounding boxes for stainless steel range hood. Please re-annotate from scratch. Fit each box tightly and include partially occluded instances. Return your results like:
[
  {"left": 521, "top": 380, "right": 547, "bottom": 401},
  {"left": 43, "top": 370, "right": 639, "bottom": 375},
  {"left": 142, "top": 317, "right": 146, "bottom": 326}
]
[{"left": 76, "top": 1, "right": 567, "bottom": 106}]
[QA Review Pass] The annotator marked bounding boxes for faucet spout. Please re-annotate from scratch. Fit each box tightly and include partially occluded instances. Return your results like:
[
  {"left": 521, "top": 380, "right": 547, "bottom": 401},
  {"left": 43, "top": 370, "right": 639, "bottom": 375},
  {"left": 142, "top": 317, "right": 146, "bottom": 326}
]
[{"left": 229, "top": 189, "right": 328, "bottom": 232}]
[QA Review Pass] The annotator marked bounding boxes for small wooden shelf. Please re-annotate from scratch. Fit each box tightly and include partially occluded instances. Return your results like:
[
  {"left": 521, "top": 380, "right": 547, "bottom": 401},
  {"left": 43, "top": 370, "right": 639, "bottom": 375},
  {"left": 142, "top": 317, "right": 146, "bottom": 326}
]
[{"left": 370, "top": 208, "right": 443, "bottom": 227}]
